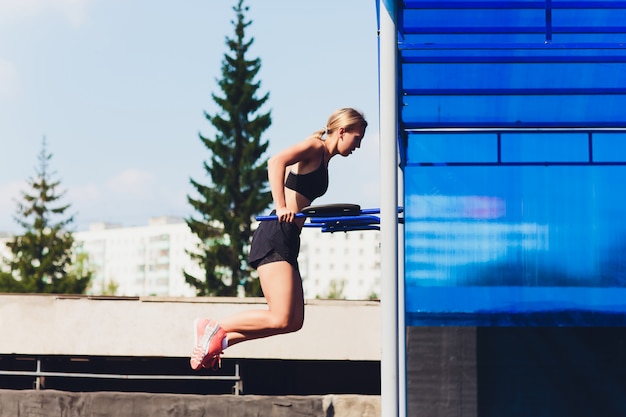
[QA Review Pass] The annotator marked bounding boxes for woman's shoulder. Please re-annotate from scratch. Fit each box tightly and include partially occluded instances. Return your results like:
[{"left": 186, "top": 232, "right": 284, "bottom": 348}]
[
  {"left": 271, "top": 136, "right": 324, "bottom": 165},
  {"left": 302, "top": 136, "right": 325, "bottom": 151},
  {"left": 285, "top": 136, "right": 324, "bottom": 155}
]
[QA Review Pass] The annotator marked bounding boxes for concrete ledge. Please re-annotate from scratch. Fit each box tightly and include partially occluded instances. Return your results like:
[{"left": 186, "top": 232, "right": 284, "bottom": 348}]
[
  {"left": 0, "top": 294, "right": 380, "bottom": 361},
  {"left": 0, "top": 389, "right": 380, "bottom": 417}
]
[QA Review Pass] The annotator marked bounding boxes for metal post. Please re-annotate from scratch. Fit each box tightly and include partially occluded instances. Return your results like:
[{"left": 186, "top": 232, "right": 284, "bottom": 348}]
[
  {"left": 397, "top": 166, "right": 406, "bottom": 417},
  {"left": 233, "top": 362, "right": 243, "bottom": 395},
  {"left": 378, "top": 1, "right": 400, "bottom": 416},
  {"left": 35, "top": 359, "right": 41, "bottom": 390}
]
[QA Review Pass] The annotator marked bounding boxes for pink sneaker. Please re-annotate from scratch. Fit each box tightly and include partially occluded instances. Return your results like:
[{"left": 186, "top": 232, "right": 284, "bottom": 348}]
[
  {"left": 202, "top": 354, "right": 222, "bottom": 370},
  {"left": 190, "top": 319, "right": 226, "bottom": 370}
]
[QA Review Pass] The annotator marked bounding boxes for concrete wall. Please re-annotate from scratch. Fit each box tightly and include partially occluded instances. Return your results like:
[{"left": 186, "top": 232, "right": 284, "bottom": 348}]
[
  {"left": 0, "top": 294, "right": 480, "bottom": 417},
  {"left": 406, "top": 327, "right": 477, "bottom": 417},
  {"left": 0, "top": 294, "right": 380, "bottom": 361},
  {"left": 0, "top": 390, "right": 381, "bottom": 417}
]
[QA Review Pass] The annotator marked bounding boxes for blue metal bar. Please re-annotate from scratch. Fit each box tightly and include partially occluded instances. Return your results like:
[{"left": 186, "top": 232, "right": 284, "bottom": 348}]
[
  {"left": 552, "top": 1, "right": 626, "bottom": 7},
  {"left": 404, "top": 1, "right": 547, "bottom": 9},
  {"left": 546, "top": 0, "right": 553, "bottom": 42},
  {"left": 408, "top": 161, "right": 626, "bottom": 167},
  {"left": 361, "top": 208, "right": 381, "bottom": 214},
  {"left": 403, "top": 1, "right": 626, "bottom": 9},
  {"left": 403, "top": 122, "right": 626, "bottom": 129},
  {"left": 309, "top": 215, "right": 380, "bottom": 224},
  {"left": 405, "top": 127, "right": 626, "bottom": 133},
  {"left": 402, "top": 26, "right": 548, "bottom": 35},
  {"left": 551, "top": 26, "right": 626, "bottom": 33},
  {"left": 256, "top": 207, "right": 402, "bottom": 222},
  {"left": 403, "top": 88, "right": 626, "bottom": 95},
  {"left": 406, "top": 128, "right": 626, "bottom": 166},
  {"left": 402, "top": 56, "right": 626, "bottom": 63},
  {"left": 322, "top": 225, "right": 381, "bottom": 233},
  {"left": 255, "top": 213, "right": 306, "bottom": 221},
  {"left": 399, "top": 42, "right": 626, "bottom": 50},
  {"left": 401, "top": 25, "right": 626, "bottom": 35},
  {"left": 303, "top": 223, "right": 382, "bottom": 232}
]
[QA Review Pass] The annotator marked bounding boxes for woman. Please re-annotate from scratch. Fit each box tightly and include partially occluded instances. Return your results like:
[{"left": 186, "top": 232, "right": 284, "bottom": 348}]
[{"left": 190, "top": 107, "right": 368, "bottom": 370}]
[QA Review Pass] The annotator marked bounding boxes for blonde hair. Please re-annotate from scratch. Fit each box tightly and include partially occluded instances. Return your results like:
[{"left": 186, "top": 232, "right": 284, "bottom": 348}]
[{"left": 313, "top": 107, "right": 368, "bottom": 139}]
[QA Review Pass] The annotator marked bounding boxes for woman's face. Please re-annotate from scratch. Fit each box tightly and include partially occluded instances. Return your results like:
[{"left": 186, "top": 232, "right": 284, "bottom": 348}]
[{"left": 339, "top": 126, "right": 366, "bottom": 157}]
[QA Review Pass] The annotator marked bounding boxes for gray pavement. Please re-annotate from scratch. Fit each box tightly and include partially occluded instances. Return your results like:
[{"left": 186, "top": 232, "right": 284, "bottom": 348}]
[{"left": 0, "top": 389, "right": 380, "bottom": 417}]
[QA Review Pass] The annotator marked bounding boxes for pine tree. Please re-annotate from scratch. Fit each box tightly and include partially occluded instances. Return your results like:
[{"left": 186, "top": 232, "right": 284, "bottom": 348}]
[
  {"left": 185, "top": 0, "right": 272, "bottom": 297},
  {"left": 0, "top": 138, "right": 92, "bottom": 294}
]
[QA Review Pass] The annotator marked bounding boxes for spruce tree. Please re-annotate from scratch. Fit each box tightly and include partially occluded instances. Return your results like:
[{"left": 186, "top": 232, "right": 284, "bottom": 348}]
[
  {"left": 185, "top": 0, "right": 272, "bottom": 296},
  {"left": 0, "top": 138, "right": 91, "bottom": 294}
]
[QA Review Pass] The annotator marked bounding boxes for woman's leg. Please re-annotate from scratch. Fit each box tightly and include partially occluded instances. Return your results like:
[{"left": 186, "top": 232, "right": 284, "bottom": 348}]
[{"left": 218, "top": 260, "right": 304, "bottom": 347}]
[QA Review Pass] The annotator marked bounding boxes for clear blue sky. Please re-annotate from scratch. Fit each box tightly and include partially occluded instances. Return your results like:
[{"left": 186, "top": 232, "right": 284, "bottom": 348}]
[{"left": 0, "top": 0, "right": 380, "bottom": 233}]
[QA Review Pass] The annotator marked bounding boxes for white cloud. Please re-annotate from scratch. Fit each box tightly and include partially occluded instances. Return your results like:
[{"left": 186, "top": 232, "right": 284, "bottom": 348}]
[
  {"left": 0, "top": 0, "right": 91, "bottom": 26},
  {"left": 0, "top": 180, "right": 26, "bottom": 233},
  {"left": 105, "top": 169, "right": 155, "bottom": 194},
  {"left": 55, "top": 0, "right": 91, "bottom": 26},
  {"left": 0, "top": 180, "right": 24, "bottom": 209},
  {"left": 66, "top": 182, "right": 102, "bottom": 204},
  {"left": 0, "top": 60, "right": 19, "bottom": 101},
  {"left": 63, "top": 171, "right": 192, "bottom": 229}
]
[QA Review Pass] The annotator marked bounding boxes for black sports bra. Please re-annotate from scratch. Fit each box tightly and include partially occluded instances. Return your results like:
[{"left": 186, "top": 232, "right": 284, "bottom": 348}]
[{"left": 284, "top": 152, "right": 328, "bottom": 202}]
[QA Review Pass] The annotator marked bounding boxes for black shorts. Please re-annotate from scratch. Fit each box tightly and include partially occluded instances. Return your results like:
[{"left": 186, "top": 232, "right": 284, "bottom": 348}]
[{"left": 248, "top": 213, "right": 301, "bottom": 270}]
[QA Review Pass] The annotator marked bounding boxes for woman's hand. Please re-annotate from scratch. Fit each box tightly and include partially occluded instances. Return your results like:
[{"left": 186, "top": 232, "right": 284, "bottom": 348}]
[{"left": 276, "top": 207, "right": 296, "bottom": 223}]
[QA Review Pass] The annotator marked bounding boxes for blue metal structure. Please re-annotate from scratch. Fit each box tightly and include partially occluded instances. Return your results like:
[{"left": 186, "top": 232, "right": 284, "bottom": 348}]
[
  {"left": 256, "top": 207, "right": 404, "bottom": 232},
  {"left": 394, "top": 1, "right": 626, "bottom": 326}
]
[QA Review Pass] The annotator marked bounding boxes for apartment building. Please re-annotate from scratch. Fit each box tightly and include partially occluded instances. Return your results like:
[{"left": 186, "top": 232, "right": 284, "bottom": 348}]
[
  {"left": 299, "top": 226, "right": 381, "bottom": 300},
  {"left": 0, "top": 218, "right": 382, "bottom": 299},
  {"left": 73, "top": 216, "right": 203, "bottom": 297}
]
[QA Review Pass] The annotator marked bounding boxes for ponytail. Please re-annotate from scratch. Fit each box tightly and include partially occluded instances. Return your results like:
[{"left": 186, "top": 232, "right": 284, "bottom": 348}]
[
  {"left": 311, "top": 108, "right": 367, "bottom": 140},
  {"left": 312, "top": 127, "right": 327, "bottom": 140}
]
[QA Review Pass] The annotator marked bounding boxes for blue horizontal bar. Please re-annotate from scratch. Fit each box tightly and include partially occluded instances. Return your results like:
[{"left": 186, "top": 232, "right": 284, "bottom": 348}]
[
  {"left": 402, "top": 26, "right": 626, "bottom": 35},
  {"left": 407, "top": 161, "right": 626, "bottom": 166},
  {"left": 256, "top": 207, "right": 402, "bottom": 222},
  {"left": 322, "top": 225, "right": 381, "bottom": 233},
  {"left": 405, "top": 1, "right": 544, "bottom": 9},
  {"left": 402, "top": 88, "right": 626, "bottom": 95},
  {"left": 402, "top": 122, "right": 626, "bottom": 129},
  {"left": 360, "top": 208, "right": 381, "bottom": 214},
  {"left": 403, "top": 26, "right": 547, "bottom": 35},
  {"left": 256, "top": 213, "right": 306, "bottom": 221},
  {"left": 256, "top": 208, "right": 402, "bottom": 222},
  {"left": 405, "top": 127, "right": 626, "bottom": 133},
  {"left": 402, "top": 55, "right": 626, "bottom": 63},
  {"left": 399, "top": 42, "right": 626, "bottom": 50},
  {"left": 309, "top": 215, "right": 380, "bottom": 224},
  {"left": 404, "top": 1, "right": 626, "bottom": 9}
]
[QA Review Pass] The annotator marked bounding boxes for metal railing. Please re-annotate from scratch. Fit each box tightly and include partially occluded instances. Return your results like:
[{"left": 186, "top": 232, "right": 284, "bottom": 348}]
[{"left": 0, "top": 358, "right": 242, "bottom": 394}]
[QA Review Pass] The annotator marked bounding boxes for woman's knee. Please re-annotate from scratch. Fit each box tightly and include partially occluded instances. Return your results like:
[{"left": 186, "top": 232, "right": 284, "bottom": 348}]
[
  {"left": 286, "top": 315, "right": 304, "bottom": 333},
  {"left": 269, "top": 313, "right": 303, "bottom": 334}
]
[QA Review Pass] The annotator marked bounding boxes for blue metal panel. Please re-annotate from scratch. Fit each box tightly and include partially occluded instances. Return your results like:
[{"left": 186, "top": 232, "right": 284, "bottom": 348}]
[{"left": 400, "top": 0, "right": 626, "bottom": 325}]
